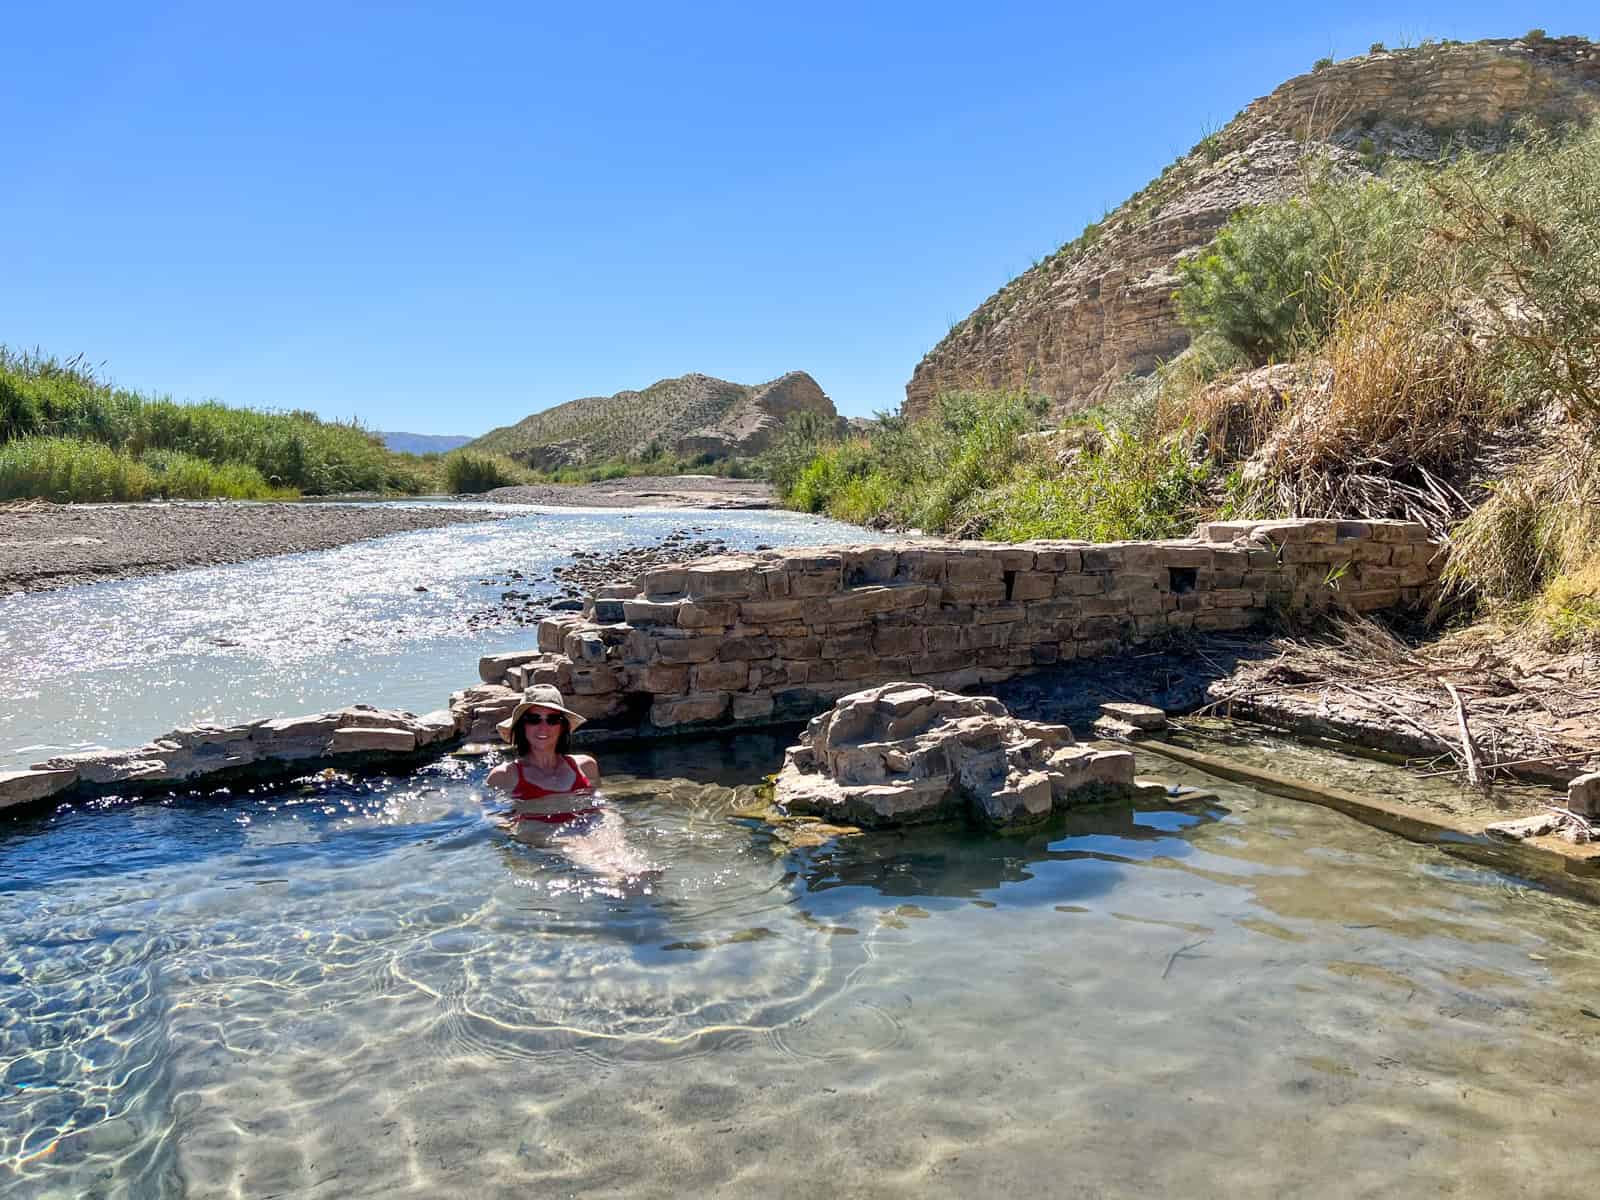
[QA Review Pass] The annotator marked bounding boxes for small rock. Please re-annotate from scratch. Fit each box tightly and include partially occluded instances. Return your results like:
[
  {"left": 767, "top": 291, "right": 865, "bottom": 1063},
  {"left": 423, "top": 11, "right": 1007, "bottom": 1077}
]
[
  {"left": 1100, "top": 702, "right": 1168, "bottom": 730},
  {"left": 1568, "top": 772, "right": 1600, "bottom": 817}
]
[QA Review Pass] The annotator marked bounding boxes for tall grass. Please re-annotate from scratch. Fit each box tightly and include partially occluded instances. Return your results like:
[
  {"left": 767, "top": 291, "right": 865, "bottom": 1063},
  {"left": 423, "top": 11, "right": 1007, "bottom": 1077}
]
[
  {"left": 0, "top": 348, "right": 429, "bottom": 498},
  {"left": 0, "top": 437, "right": 290, "bottom": 502}
]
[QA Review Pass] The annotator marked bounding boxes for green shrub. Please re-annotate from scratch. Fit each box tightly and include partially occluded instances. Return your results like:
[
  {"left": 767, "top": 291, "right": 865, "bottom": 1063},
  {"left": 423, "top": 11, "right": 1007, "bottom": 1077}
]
[
  {"left": 762, "top": 410, "right": 842, "bottom": 496},
  {"left": 972, "top": 426, "right": 1212, "bottom": 542},
  {"left": 0, "top": 437, "right": 287, "bottom": 501},
  {"left": 1175, "top": 168, "right": 1442, "bottom": 362},
  {"left": 1313, "top": 56, "right": 1334, "bottom": 71},
  {"left": 774, "top": 389, "right": 1052, "bottom": 533},
  {"left": 443, "top": 450, "right": 526, "bottom": 493}
]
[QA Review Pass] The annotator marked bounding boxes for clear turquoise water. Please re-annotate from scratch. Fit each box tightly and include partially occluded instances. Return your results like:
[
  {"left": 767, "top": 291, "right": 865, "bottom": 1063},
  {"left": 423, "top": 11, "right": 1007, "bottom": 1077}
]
[
  {"left": 3, "top": 511, "right": 1599, "bottom": 1197},
  {"left": 3, "top": 738, "right": 1599, "bottom": 1198}
]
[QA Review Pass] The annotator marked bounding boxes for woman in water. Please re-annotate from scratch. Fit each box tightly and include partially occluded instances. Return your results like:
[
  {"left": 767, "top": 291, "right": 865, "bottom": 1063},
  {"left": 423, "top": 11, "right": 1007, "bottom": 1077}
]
[
  {"left": 487, "top": 686, "right": 655, "bottom": 886},
  {"left": 487, "top": 685, "right": 601, "bottom": 823}
]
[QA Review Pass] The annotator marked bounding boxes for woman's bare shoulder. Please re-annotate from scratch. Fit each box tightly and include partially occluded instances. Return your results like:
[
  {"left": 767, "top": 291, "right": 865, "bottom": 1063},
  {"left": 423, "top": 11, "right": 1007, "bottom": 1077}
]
[
  {"left": 485, "top": 760, "right": 516, "bottom": 792},
  {"left": 573, "top": 753, "right": 600, "bottom": 782}
]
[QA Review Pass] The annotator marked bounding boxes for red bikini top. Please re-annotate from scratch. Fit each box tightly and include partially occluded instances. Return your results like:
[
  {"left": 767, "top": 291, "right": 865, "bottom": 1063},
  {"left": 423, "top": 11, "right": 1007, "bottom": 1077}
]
[{"left": 511, "top": 756, "right": 592, "bottom": 800}]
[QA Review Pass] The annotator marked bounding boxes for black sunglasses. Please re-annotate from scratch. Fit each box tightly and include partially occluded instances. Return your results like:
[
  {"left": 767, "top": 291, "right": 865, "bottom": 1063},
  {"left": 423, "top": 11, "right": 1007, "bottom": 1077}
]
[{"left": 523, "top": 712, "right": 566, "bottom": 726}]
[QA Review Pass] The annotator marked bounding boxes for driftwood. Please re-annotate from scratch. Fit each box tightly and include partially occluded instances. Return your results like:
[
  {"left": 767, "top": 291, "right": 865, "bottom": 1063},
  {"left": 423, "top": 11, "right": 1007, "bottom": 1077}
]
[
  {"left": 1207, "top": 616, "right": 1600, "bottom": 784},
  {"left": 1443, "top": 681, "right": 1485, "bottom": 786}
]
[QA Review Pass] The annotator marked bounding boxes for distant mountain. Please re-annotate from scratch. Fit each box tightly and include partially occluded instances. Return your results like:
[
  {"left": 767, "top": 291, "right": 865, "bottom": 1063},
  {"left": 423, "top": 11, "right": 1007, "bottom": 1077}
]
[
  {"left": 378, "top": 432, "right": 475, "bottom": 455},
  {"left": 468, "top": 370, "right": 840, "bottom": 468}
]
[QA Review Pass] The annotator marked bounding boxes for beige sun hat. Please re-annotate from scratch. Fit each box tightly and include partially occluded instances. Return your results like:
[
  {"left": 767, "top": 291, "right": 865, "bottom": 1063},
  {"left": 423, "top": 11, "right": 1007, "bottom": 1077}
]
[{"left": 497, "top": 684, "right": 587, "bottom": 742}]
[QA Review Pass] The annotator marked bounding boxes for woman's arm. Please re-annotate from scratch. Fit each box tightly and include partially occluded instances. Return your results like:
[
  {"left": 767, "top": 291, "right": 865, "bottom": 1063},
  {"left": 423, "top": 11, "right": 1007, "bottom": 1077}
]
[
  {"left": 574, "top": 754, "right": 600, "bottom": 786},
  {"left": 485, "top": 762, "right": 516, "bottom": 795}
]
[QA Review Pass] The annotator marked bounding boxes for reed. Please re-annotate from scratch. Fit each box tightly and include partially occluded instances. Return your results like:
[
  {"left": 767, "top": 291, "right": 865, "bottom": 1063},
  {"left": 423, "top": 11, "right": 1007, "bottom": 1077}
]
[
  {"left": 0, "top": 437, "right": 290, "bottom": 502},
  {"left": 0, "top": 348, "right": 428, "bottom": 496}
]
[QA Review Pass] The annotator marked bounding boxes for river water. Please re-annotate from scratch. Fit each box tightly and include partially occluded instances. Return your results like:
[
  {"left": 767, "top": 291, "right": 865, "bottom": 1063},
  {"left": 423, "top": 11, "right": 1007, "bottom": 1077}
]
[
  {"left": 0, "top": 503, "right": 870, "bottom": 770},
  {"left": 2, "top": 507, "right": 1599, "bottom": 1198}
]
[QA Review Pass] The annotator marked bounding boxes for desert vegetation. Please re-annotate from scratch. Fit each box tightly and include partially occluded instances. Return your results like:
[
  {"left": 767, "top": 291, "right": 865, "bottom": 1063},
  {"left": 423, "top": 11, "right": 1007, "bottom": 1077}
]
[
  {"left": 0, "top": 348, "right": 438, "bottom": 501},
  {"left": 778, "top": 118, "right": 1600, "bottom": 646}
]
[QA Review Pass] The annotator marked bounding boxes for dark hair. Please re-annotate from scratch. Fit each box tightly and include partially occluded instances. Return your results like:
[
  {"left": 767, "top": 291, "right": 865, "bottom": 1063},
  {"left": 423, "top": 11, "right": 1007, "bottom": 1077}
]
[{"left": 513, "top": 710, "right": 572, "bottom": 756}]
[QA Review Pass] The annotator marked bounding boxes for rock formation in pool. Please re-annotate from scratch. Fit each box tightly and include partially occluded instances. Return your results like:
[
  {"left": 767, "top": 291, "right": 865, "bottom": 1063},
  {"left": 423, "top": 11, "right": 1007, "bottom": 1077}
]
[
  {"left": 468, "top": 370, "right": 843, "bottom": 469},
  {"left": 773, "top": 683, "right": 1136, "bottom": 829},
  {"left": 904, "top": 35, "right": 1600, "bottom": 421}
]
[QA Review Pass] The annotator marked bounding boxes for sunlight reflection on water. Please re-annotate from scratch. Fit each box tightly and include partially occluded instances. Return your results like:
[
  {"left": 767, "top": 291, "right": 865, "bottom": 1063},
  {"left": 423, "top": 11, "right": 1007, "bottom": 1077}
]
[{"left": 2, "top": 744, "right": 1598, "bottom": 1199}]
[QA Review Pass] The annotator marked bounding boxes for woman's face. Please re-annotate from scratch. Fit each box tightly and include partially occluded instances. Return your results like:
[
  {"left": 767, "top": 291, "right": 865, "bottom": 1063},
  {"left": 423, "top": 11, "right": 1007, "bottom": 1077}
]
[{"left": 523, "top": 706, "right": 566, "bottom": 750}]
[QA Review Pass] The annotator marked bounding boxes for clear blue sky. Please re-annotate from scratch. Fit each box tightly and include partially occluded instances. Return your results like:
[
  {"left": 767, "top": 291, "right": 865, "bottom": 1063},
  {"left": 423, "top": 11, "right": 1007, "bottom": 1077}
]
[{"left": 3, "top": 3, "right": 1592, "bottom": 431}]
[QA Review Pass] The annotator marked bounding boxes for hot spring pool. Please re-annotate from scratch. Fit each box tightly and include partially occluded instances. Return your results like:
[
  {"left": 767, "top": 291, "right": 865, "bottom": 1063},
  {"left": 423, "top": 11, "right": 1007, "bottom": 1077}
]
[
  {"left": 3, "top": 507, "right": 1598, "bottom": 1197},
  {"left": 3, "top": 733, "right": 1598, "bottom": 1198}
]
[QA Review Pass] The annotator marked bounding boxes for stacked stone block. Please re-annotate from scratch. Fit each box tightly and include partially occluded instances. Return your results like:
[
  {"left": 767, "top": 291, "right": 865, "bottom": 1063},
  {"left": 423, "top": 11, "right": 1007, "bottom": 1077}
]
[{"left": 488, "top": 519, "right": 1441, "bottom": 736}]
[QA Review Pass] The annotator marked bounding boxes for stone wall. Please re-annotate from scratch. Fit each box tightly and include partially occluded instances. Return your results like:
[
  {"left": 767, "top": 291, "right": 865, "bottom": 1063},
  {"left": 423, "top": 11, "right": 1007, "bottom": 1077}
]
[
  {"left": 466, "top": 518, "right": 1443, "bottom": 740},
  {"left": 903, "top": 37, "right": 1600, "bottom": 422}
]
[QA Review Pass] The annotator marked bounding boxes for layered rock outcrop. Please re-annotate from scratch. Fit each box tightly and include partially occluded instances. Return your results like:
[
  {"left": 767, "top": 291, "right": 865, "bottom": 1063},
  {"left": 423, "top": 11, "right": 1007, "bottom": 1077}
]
[
  {"left": 905, "top": 36, "right": 1600, "bottom": 421},
  {"left": 773, "top": 683, "right": 1135, "bottom": 829}
]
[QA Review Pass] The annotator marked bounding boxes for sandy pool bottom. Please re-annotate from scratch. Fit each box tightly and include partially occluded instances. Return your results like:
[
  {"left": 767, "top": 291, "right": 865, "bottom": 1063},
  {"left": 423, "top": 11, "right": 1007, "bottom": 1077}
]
[{"left": 3, "top": 744, "right": 1598, "bottom": 1198}]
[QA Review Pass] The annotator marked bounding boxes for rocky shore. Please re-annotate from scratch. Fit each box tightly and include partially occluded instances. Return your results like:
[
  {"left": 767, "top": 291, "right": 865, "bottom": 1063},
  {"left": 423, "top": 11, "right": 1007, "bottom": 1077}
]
[{"left": 0, "top": 500, "right": 506, "bottom": 596}]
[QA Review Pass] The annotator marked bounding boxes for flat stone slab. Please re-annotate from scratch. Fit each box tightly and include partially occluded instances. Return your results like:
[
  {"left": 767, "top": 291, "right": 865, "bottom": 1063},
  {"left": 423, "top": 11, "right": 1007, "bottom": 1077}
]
[
  {"left": 330, "top": 727, "right": 418, "bottom": 754},
  {"left": 1569, "top": 772, "right": 1600, "bottom": 817},
  {"left": 1099, "top": 702, "right": 1168, "bottom": 731}
]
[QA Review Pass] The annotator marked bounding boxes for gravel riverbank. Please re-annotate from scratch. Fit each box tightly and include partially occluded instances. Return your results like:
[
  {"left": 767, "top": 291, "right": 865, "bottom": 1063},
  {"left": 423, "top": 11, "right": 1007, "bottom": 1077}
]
[
  {"left": 483, "top": 474, "right": 774, "bottom": 509},
  {"left": 0, "top": 501, "right": 506, "bottom": 595}
]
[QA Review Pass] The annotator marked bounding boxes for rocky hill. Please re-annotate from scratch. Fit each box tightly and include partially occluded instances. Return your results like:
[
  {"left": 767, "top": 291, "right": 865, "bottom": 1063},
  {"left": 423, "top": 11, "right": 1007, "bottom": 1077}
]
[
  {"left": 470, "top": 370, "right": 839, "bottom": 469},
  {"left": 905, "top": 35, "right": 1600, "bottom": 421}
]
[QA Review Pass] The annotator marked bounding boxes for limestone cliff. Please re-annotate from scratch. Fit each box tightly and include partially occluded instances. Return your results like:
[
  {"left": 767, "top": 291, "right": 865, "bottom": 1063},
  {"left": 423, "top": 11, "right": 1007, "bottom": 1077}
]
[
  {"left": 470, "top": 370, "right": 839, "bottom": 468},
  {"left": 905, "top": 35, "right": 1600, "bottom": 421}
]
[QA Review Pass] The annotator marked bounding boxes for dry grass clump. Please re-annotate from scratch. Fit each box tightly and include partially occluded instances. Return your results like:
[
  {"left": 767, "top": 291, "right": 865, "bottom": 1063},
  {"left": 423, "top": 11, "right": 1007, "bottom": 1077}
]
[
  {"left": 1171, "top": 361, "right": 1302, "bottom": 463},
  {"left": 1261, "top": 295, "right": 1500, "bottom": 523},
  {"left": 1445, "top": 430, "right": 1600, "bottom": 647},
  {"left": 1227, "top": 294, "right": 1507, "bottom": 533}
]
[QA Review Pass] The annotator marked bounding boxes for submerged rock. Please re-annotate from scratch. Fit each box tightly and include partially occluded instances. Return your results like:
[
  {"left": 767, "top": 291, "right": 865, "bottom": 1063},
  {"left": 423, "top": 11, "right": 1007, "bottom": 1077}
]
[{"left": 774, "top": 682, "right": 1135, "bottom": 830}]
